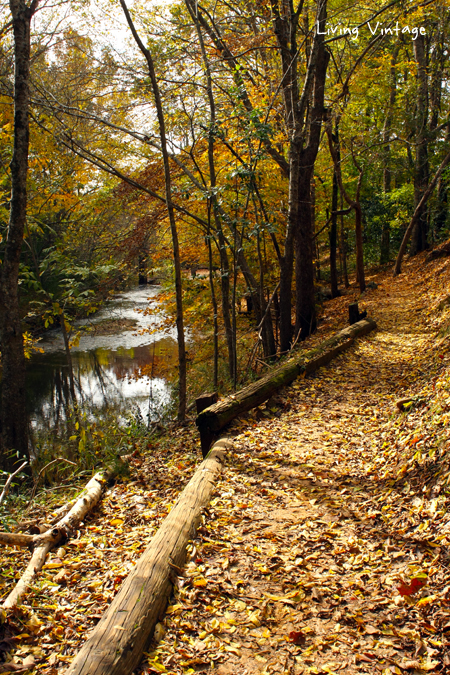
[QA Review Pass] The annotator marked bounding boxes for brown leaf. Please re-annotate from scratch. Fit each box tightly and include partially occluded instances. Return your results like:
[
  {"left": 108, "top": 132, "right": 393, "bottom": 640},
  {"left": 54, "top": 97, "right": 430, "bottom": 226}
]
[{"left": 289, "top": 630, "right": 305, "bottom": 645}]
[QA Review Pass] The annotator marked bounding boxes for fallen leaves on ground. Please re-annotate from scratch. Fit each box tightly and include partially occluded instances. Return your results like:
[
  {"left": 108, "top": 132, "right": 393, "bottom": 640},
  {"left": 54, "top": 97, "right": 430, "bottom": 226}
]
[
  {"left": 137, "top": 253, "right": 450, "bottom": 675},
  {"left": 2, "top": 252, "right": 450, "bottom": 675},
  {"left": 0, "top": 434, "right": 200, "bottom": 673}
]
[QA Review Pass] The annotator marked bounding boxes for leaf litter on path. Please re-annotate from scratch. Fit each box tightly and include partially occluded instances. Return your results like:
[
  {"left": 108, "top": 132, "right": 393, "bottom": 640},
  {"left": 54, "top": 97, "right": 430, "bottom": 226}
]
[
  {"left": 137, "top": 254, "right": 450, "bottom": 675},
  {"left": 2, "top": 252, "right": 450, "bottom": 675}
]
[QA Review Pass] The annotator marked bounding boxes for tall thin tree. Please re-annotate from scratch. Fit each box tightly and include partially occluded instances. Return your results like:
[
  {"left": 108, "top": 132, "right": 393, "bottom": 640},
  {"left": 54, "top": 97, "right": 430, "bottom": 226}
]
[
  {"left": 0, "top": 0, "right": 39, "bottom": 471},
  {"left": 119, "top": 0, "right": 187, "bottom": 420}
]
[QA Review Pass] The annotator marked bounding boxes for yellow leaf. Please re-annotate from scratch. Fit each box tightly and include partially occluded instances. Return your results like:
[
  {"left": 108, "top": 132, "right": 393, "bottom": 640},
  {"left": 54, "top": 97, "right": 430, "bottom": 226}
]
[
  {"left": 26, "top": 615, "right": 43, "bottom": 629},
  {"left": 193, "top": 577, "right": 207, "bottom": 587},
  {"left": 247, "top": 610, "right": 261, "bottom": 626},
  {"left": 53, "top": 625, "right": 65, "bottom": 639},
  {"left": 110, "top": 519, "right": 124, "bottom": 526},
  {"left": 166, "top": 604, "right": 183, "bottom": 614},
  {"left": 148, "top": 661, "right": 166, "bottom": 673},
  {"left": 224, "top": 645, "right": 241, "bottom": 656},
  {"left": 416, "top": 595, "right": 436, "bottom": 607}
]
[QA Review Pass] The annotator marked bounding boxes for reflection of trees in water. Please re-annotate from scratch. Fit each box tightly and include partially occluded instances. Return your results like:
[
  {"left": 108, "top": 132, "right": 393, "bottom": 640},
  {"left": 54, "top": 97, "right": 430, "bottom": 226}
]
[
  {"left": 90, "top": 351, "right": 121, "bottom": 402},
  {"left": 107, "top": 340, "right": 178, "bottom": 381},
  {"left": 26, "top": 338, "right": 177, "bottom": 431}
]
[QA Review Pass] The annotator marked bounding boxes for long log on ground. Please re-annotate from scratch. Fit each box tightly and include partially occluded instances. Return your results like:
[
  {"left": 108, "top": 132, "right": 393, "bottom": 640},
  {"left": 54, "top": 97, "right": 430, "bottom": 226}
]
[
  {"left": 1, "top": 465, "right": 118, "bottom": 609},
  {"left": 65, "top": 438, "right": 231, "bottom": 675},
  {"left": 196, "top": 317, "right": 377, "bottom": 455}
]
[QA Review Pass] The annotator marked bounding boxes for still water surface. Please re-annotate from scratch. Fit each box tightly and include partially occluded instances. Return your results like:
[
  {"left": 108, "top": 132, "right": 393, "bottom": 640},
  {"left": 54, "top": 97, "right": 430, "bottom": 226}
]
[{"left": 27, "top": 286, "right": 178, "bottom": 431}]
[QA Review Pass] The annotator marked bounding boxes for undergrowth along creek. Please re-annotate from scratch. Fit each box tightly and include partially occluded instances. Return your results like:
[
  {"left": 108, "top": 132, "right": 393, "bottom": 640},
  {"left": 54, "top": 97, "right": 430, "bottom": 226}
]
[{"left": 1, "top": 251, "right": 450, "bottom": 674}]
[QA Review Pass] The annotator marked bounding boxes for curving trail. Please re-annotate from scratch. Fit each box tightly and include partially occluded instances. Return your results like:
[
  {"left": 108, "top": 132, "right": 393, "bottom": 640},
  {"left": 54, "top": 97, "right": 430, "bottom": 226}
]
[{"left": 139, "top": 254, "right": 450, "bottom": 675}]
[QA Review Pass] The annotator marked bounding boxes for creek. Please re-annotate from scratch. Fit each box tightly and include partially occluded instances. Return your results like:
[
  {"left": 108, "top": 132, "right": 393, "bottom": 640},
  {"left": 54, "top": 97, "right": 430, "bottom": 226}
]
[{"left": 26, "top": 286, "right": 178, "bottom": 433}]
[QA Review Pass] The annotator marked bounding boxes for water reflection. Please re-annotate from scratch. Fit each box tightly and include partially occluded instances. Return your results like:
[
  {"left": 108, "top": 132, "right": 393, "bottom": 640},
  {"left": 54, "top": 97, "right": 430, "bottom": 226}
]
[{"left": 26, "top": 287, "right": 178, "bottom": 430}]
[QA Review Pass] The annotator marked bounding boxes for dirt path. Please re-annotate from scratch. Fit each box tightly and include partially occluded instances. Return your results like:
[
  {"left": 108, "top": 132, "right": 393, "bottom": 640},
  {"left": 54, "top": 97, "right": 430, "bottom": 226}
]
[{"left": 139, "top": 256, "right": 450, "bottom": 675}]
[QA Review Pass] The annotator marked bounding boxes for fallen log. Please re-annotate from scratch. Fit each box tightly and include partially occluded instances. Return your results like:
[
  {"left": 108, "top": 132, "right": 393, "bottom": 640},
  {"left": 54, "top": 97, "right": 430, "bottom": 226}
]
[
  {"left": 1, "top": 463, "right": 120, "bottom": 609},
  {"left": 196, "top": 317, "right": 377, "bottom": 456},
  {"left": 0, "top": 532, "right": 36, "bottom": 547},
  {"left": 65, "top": 438, "right": 231, "bottom": 675}
]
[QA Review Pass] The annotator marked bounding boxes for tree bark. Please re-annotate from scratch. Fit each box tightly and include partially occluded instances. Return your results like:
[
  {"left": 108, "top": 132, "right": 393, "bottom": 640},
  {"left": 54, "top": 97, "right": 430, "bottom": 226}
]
[
  {"left": 0, "top": 0, "right": 38, "bottom": 471},
  {"left": 329, "top": 168, "right": 339, "bottom": 298},
  {"left": 294, "top": 6, "right": 329, "bottom": 340},
  {"left": 340, "top": 193, "right": 349, "bottom": 288},
  {"left": 271, "top": 0, "right": 329, "bottom": 349},
  {"left": 410, "top": 34, "right": 430, "bottom": 255},
  {"left": 206, "top": 222, "right": 219, "bottom": 389},
  {"left": 354, "top": 201, "right": 365, "bottom": 292},
  {"left": 326, "top": 125, "right": 365, "bottom": 292},
  {"left": 380, "top": 48, "right": 398, "bottom": 264}
]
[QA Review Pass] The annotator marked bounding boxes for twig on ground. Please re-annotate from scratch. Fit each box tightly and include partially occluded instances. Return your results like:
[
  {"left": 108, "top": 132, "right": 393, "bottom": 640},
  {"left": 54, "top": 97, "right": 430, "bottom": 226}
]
[{"left": 0, "top": 462, "right": 28, "bottom": 509}]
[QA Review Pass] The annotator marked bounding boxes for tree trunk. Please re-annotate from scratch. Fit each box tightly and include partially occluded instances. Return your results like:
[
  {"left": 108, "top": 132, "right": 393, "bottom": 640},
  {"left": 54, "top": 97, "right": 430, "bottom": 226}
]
[
  {"left": 340, "top": 202, "right": 349, "bottom": 288},
  {"left": 207, "top": 222, "right": 219, "bottom": 390},
  {"left": 188, "top": 5, "right": 234, "bottom": 382},
  {"left": 0, "top": 0, "right": 38, "bottom": 472},
  {"left": 278, "top": 124, "right": 298, "bottom": 353},
  {"left": 354, "top": 202, "right": 365, "bottom": 293},
  {"left": 380, "top": 48, "right": 398, "bottom": 264},
  {"left": 326, "top": 125, "right": 365, "bottom": 292},
  {"left": 294, "top": 5, "right": 329, "bottom": 340},
  {"left": 237, "top": 241, "right": 276, "bottom": 359},
  {"left": 119, "top": 0, "right": 186, "bottom": 420},
  {"left": 217, "top": 230, "right": 235, "bottom": 380},
  {"left": 295, "top": 168, "right": 317, "bottom": 338},
  {"left": 410, "top": 34, "right": 429, "bottom": 256},
  {"left": 433, "top": 124, "right": 450, "bottom": 235},
  {"left": 329, "top": 169, "right": 339, "bottom": 297}
]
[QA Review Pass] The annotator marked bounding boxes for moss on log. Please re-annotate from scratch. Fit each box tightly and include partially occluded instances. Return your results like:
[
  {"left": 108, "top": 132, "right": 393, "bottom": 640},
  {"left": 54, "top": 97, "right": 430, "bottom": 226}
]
[{"left": 196, "top": 317, "right": 377, "bottom": 454}]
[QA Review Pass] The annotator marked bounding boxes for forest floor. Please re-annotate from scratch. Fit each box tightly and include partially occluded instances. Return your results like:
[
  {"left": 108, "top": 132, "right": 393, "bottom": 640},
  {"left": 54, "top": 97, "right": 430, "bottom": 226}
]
[{"left": 1, "top": 251, "right": 450, "bottom": 675}]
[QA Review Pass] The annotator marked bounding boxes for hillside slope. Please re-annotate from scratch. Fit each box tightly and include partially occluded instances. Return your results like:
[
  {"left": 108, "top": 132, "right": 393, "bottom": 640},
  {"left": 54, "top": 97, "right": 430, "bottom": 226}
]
[{"left": 138, "top": 253, "right": 450, "bottom": 675}]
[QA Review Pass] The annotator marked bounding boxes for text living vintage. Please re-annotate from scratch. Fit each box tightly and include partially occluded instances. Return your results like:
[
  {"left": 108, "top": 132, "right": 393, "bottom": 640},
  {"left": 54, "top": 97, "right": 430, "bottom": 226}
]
[{"left": 316, "top": 21, "right": 426, "bottom": 40}]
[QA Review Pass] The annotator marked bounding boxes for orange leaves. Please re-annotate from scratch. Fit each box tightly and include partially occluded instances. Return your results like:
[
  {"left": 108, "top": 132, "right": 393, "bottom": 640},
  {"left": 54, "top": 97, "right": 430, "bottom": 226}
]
[{"left": 397, "top": 577, "right": 426, "bottom": 597}]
